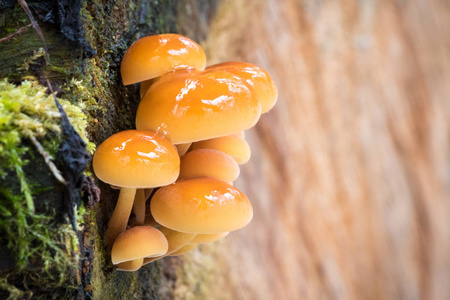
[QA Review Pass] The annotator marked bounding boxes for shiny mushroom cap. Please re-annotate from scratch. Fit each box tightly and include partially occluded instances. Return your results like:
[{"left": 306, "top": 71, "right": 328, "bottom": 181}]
[
  {"left": 111, "top": 226, "right": 168, "bottom": 264},
  {"left": 191, "top": 134, "right": 251, "bottom": 165},
  {"left": 93, "top": 130, "right": 180, "bottom": 188},
  {"left": 135, "top": 69, "right": 261, "bottom": 144},
  {"left": 151, "top": 177, "right": 253, "bottom": 233},
  {"left": 179, "top": 149, "right": 240, "bottom": 182},
  {"left": 121, "top": 34, "right": 206, "bottom": 85},
  {"left": 206, "top": 62, "right": 278, "bottom": 113}
]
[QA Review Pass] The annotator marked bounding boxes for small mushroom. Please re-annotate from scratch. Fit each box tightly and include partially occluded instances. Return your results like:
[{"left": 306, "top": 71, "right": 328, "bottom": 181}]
[
  {"left": 111, "top": 226, "right": 168, "bottom": 269},
  {"left": 191, "top": 134, "right": 251, "bottom": 165},
  {"left": 206, "top": 62, "right": 278, "bottom": 113},
  {"left": 93, "top": 130, "right": 179, "bottom": 248},
  {"left": 150, "top": 177, "right": 253, "bottom": 234},
  {"left": 121, "top": 34, "right": 206, "bottom": 85},
  {"left": 179, "top": 149, "right": 240, "bottom": 182}
]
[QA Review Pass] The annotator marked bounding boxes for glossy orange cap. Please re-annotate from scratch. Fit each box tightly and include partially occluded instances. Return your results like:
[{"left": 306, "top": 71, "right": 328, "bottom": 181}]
[
  {"left": 111, "top": 226, "right": 168, "bottom": 264},
  {"left": 179, "top": 149, "right": 240, "bottom": 182},
  {"left": 93, "top": 130, "right": 179, "bottom": 188},
  {"left": 206, "top": 62, "right": 278, "bottom": 113},
  {"left": 121, "top": 34, "right": 206, "bottom": 85},
  {"left": 191, "top": 134, "right": 251, "bottom": 165},
  {"left": 136, "top": 69, "right": 261, "bottom": 144},
  {"left": 151, "top": 177, "right": 253, "bottom": 233}
]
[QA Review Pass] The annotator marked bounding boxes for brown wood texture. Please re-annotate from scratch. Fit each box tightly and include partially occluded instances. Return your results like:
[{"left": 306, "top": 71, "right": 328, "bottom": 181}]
[{"left": 173, "top": 0, "right": 450, "bottom": 299}]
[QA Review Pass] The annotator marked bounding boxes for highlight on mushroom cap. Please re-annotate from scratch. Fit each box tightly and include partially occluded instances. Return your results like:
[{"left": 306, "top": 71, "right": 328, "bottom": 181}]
[
  {"left": 150, "top": 177, "right": 253, "bottom": 234},
  {"left": 206, "top": 62, "right": 278, "bottom": 113},
  {"left": 121, "top": 34, "right": 206, "bottom": 85},
  {"left": 135, "top": 68, "right": 261, "bottom": 144},
  {"left": 179, "top": 149, "right": 240, "bottom": 182},
  {"left": 111, "top": 226, "right": 168, "bottom": 265},
  {"left": 92, "top": 129, "right": 180, "bottom": 188},
  {"left": 191, "top": 134, "right": 251, "bottom": 165}
]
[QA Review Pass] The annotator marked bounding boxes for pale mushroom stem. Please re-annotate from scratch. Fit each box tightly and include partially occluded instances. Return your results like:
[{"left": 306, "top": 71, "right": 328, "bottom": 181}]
[
  {"left": 176, "top": 142, "right": 192, "bottom": 157},
  {"left": 143, "top": 229, "right": 196, "bottom": 265},
  {"left": 132, "top": 189, "right": 146, "bottom": 225},
  {"left": 104, "top": 187, "right": 136, "bottom": 249}
]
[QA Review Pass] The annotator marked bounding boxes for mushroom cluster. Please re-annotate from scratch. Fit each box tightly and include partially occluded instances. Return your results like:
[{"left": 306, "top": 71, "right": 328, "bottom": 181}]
[{"left": 93, "top": 34, "right": 277, "bottom": 271}]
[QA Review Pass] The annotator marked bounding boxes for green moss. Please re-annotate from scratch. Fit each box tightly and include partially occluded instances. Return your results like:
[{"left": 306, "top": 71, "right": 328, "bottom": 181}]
[{"left": 0, "top": 79, "right": 93, "bottom": 298}]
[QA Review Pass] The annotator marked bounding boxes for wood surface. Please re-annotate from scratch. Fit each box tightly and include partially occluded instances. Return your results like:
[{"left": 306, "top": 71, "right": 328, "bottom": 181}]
[{"left": 171, "top": 1, "right": 450, "bottom": 299}]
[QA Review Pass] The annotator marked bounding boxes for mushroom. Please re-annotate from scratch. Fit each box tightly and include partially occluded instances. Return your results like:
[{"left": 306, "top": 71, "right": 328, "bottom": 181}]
[
  {"left": 191, "top": 134, "right": 251, "bottom": 165},
  {"left": 206, "top": 62, "right": 278, "bottom": 113},
  {"left": 93, "top": 130, "right": 180, "bottom": 248},
  {"left": 178, "top": 149, "right": 240, "bottom": 182},
  {"left": 121, "top": 34, "right": 206, "bottom": 85},
  {"left": 111, "top": 226, "right": 168, "bottom": 269},
  {"left": 135, "top": 68, "right": 261, "bottom": 145},
  {"left": 150, "top": 177, "right": 253, "bottom": 234}
]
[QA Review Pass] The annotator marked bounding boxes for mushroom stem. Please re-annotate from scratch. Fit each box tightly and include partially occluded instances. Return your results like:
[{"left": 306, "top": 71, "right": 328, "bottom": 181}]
[
  {"left": 132, "top": 189, "right": 146, "bottom": 225},
  {"left": 104, "top": 187, "right": 136, "bottom": 249},
  {"left": 143, "top": 229, "right": 196, "bottom": 265},
  {"left": 176, "top": 142, "right": 192, "bottom": 157}
]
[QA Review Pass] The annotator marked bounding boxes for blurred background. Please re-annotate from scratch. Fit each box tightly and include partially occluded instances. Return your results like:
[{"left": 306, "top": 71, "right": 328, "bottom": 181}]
[{"left": 168, "top": 0, "right": 450, "bottom": 299}]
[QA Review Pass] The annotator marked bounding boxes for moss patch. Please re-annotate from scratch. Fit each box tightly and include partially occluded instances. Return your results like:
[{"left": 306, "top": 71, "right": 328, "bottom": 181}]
[{"left": 0, "top": 79, "right": 91, "bottom": 299}]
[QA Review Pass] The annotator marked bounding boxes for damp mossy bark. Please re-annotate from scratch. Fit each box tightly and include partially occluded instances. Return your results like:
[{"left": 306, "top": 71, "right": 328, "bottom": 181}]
[{"left": 0, "top": 0, "right": 220, "bottom": 299}]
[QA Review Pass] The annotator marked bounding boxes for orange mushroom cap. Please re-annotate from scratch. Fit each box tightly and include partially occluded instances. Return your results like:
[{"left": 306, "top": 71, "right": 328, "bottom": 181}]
[
  {"left": 150, "top": 177, "right": 253, "bottom": 233},
  {"left": 121, "top": 34, "right": 206, "bottom": 85},
  {"left": 179, "top": 149, "right": 240, "bottom": 182},
  {"left": 206, "top": 62, "right": 278, "bottom": 113},
  {"left": 135, "top": 68, "right": 261, "bottom": 144},
  {"left": 191, "top": 134, "right": 251, "bottom": 165},
  {"left": 93, "top": 130, "right": 180, "bottom": 188},
  {"left": 111, "top": 226, "right": 168, "bottom": 264}
]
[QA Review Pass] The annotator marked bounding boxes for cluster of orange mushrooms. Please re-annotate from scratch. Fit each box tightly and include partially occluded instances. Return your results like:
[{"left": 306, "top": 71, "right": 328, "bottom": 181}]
[{"left": 92, "top": 34, "right": 277, "bottom": 271}]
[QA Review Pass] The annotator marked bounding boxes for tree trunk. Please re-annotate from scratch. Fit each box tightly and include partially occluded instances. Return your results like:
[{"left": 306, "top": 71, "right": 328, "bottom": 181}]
[{"left": 0, "top": 1, "right": 218, "bottom": 299}]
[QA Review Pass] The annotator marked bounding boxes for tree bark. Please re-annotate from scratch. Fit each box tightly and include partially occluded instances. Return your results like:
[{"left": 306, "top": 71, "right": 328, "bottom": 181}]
[{"left": 0, "top": 1, "right": 218, "bottom": 299}]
